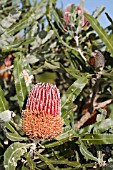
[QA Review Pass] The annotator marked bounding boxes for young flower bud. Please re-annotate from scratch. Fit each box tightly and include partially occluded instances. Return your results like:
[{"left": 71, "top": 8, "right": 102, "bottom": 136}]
[
  {"left": 64, "top": 4, "right": 89, "bottom": 29},
  {"left": 22, "top": 83, "right": 63, "bottom": 140}
]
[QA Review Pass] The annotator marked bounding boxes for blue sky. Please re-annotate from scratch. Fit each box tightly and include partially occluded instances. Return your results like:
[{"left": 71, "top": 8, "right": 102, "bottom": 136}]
[{"left": 56, "top": 0, "right": 113, "bottom": 27}]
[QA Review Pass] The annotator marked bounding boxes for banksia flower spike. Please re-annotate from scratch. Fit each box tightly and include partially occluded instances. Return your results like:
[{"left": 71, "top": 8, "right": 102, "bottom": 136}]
[{"left": 22, "top": 83, "right": 63, "bottom": 140}]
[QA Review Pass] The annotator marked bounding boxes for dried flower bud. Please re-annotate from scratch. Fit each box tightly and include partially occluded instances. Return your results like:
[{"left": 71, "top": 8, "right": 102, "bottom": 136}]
[
  {"left": 89, "top": 50, "right": 105, "bottom": 71},
  {"left": 0, "top": 54, "right": 14, "bottom": 80},
  {"left": 64, "top": 4, "right": 89, "bottom": 29},
  {"left": 22, "top": 83, "right": 63, "bottom": 140},
  {"left": 4, "top": 54, "right": 14, "bottom": 67}
]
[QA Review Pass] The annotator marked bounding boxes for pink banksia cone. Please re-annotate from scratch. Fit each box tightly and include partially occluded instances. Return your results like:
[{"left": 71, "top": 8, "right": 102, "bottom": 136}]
[
  {"left": 22, "top": 83, "right": 63, "bottom": 140},
  {"left": 64, "top": 4, "right": 89, "bottom": 29}
]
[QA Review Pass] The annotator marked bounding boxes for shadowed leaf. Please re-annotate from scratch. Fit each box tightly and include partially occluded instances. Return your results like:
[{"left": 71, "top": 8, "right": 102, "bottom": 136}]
[
  {"left": 85, "top": 13, "right": 113, "bottom": 57},
  {"left": 0, "top": 86, "right": 9, "bottom": 112},
  {"left": 13, "top": 54, "right": 28, "bottom": 110},
  {"left": 79, "top": 140, "right": 98, "bottom": 162}
]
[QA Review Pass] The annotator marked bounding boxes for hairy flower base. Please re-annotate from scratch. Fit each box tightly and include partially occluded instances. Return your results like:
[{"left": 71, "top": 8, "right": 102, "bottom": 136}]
[{"left": 22, "top": 110, "right": 63, "bottom": 140}]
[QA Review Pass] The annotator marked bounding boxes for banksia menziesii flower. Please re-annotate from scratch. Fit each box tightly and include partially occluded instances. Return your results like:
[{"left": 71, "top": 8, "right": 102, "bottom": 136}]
[
  {"left": 64, "top": 4, "right": 89, "bottom": 29},
  {"left": 22, "top": 83, "right": 63, "bottom": 140}
]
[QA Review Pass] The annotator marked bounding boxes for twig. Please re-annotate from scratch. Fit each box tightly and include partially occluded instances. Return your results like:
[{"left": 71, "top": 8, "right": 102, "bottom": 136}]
[
  {"left": 94, "top": 99, "right": 113, "bottom": 110},
  {"left": 74, "top": 35, "right": 86, "bottom": 62},
  {"left": 75, "top": 112, "right": 90, "bottom": 129},
  {"left": 0, "top": 65, "right": 13, "bottom": 74}
]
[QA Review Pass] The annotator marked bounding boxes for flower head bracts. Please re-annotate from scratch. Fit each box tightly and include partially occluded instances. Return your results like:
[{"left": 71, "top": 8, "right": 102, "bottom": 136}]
[{"left": 26, "top": 83, "right": 61, "bottom": 116}]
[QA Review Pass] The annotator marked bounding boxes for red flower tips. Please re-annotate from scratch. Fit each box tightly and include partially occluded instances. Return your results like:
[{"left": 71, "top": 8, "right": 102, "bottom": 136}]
[
  {"left": 64, "top": 4, "right": 89, "bottom": 29},
  {"left": 22, "top": 83, "right": 63, "bottom": 140}
]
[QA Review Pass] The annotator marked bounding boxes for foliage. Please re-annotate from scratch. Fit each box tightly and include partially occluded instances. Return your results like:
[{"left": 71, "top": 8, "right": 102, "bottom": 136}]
[{"left": 0, "top": 0, "right": 113, "bottom": 169}]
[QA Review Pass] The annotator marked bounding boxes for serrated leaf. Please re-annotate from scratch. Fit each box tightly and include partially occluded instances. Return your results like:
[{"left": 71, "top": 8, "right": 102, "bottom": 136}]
[
  {"left": 84, "top": 13, "right": 113, "bottom": 57},
  {"left": 56, "top": 129, "right": 76, "bottom": 141},
  {"left": 26, "top": 54, "right": 39, "bottom": 64},
  {"left": 61, "top": 77, "right": 88, "bottom": 108},
  {"left": 4, "top": 142, "right": 31, "bottom": 170},
  {"left": 92, "top": 6, "right": 105, "bottom": 19},
  {"left": 13, "top": 54, "right": 28, "bottom": 110},
  {"left": 44, "top": 131, "right": 78, "bottom": 148},
  {"left": 61, "top": 77, "right": 88, "bottom": 123},
  {"left": 79, "top": 140, "right": 98, "bottom": 162},
  {"left": 36, "top": 151, "right": 55, "bottom": 170},
  {"left": 93, "top": 118, "right": 113, "bottom": 133},
  {"left": 8, "top": 12, "right": 35, "bottom": 35},
  {"left": 50, "top": 20, "right": 76, "bottom": 51},
  {"left": 8, "top": 7, "right": 46, "bottom": 36},
  {"left": 44, "top": 137, "right": 72, "bottom": 148},
  {"left": 31, "top": 30, "right": 54, "bottom": 50},
  {"left": 6, "top": 123, "right": 17, "bottom": 133},
  {"left": 5, "top": 131, "right": 28, "bottom": 142},
  {"left": 82, "top": 134, "right": 113, "bottom": 144},
  {"left": 24, "top": 152, "right": 36, "bottom": 170},
  {"left": 44, "top": 61, "right": 60, "bottom": 70},
  {"left": 0, "top": 86, "right": 9, "bottom": 112},
  {"left": 49, "top": 160, "right": 81, "bottom": 168},
  {"left": 51, "top": 8, "right": 64, "bottom": 32},
  {"left": 0, "top": 33, "right": 14, "bottom": 48},
  {"left": 0, "top": 8, "right": 21, "bottom": 30}
]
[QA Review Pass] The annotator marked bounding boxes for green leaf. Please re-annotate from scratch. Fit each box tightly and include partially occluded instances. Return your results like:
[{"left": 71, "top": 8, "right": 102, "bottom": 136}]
[
  {"left": 44, "top": 137, "right": 71, "bottom": 148},
  {"left": 0, "top": 33, "right": 14, "bottom": 48},
  {"left": 0, "top": 8, "right": 21, "bottom": 31},
  {"left": 84, "top": 13, "right": 113, "bottom": 57},
  {"left": 49, "top": 160, "right": 81, "bottom": 168},
  {"left": 36, "top": 151, "right": 55, "bottom": 170},
  {"left": 4, "top": 142, "right": 32, "bottom": 170},
  {"left": 0, "top": 86, "right": 9, "bottom": 112},
  {"left": 49, "top": 19, "right": 77, "bottom": 51},
  {"left": 8, "top": 5, "right": 46, "bottom": 36},
  {"left": 24, "top": 152, "right": 36, "bottom": 170},
  {"left": 21, "top": 165, "right": 28, "bottom": 170},
  {"left": 0, "top": 142, "right": 4, "bottom": 148},
  {"left": 61, "top": 77, "right": 88, "bottom": 108},
  {"left": 5, "top": 131, "right": 28, "bottom": 142},
  {"left": 0, "top": 0, "right": 8, "bottom": 6},
  {"left": 61, "top": 77, "right": 88, "bottom": 123},
  {"left": 51, "top": 8, "right": 64, "bottom": 32},
  {"left": 92, "top": 6, "right": 105, "bottom": 19},
  {"left": 93, "top": 118, "right": 113, "bottom": 133},
  {"left": 13, "top": 54, "right": 28, "bottom": 110},
  {"left": 44, "top": 131, "right": 78, "bottom": 148},
  {"left": 79, "top": 140, "right": 98, "bottom": 162},
  {"left": 82, "top": 134, "right": 113, "bottom": 144},
  {"left": 56, "top": 129, "right": 77, "bottom": 141},
  {"left": 6, "top": 123, "right": 17, "bottom": 133},
  {"left": 31, "top": 30, "right": 54, "bottom": 50}
]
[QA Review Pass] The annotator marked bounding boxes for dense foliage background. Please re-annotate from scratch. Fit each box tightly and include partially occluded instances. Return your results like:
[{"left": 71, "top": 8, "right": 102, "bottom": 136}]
[{"left": 1, "top": 0, "right": 113, "bottom": 169}]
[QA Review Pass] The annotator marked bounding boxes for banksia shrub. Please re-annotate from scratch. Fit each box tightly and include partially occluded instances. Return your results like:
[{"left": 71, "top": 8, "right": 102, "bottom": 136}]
[
  {"left": 64, "top": 4, "right": 89, "bottom": 28},
  {"left": 22, "top": 83, "right": 63, "bottom": 140}
]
